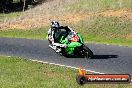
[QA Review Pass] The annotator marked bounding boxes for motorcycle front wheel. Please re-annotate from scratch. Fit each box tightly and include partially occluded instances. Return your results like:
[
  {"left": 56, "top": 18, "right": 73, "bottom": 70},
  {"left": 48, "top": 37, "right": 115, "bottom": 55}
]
[{"left": 81, "top": 45, "right": 93, "bottom": 59}]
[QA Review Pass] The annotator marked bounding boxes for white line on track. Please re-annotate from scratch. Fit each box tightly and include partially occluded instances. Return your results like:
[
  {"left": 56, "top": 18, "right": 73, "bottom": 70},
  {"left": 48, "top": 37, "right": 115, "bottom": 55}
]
[
  {"left": 6, "top": 56, "right": 132, "bottom": 82},
  {"left": 30, "top": 59, "right": 106, "bottom": 74},
  {"left": 30, "top": 59, "right": 132, "bottom": 82}
]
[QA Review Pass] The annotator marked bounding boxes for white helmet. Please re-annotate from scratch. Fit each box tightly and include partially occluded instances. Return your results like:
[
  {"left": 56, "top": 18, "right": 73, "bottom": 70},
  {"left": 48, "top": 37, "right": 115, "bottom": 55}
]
[{"left": 51, "top": 21, "right": 60, "bottom": 28}]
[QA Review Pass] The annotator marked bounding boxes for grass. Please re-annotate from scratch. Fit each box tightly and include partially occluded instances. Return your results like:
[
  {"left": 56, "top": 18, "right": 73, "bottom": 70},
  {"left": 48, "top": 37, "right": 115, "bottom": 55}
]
[
  {"left": 0, "top": 1, "right": 132, "bottom": 87},
  {"left": 65, "top": 0, "right": 132, "bottom": 46},
  {"left": 65, "top": 0, "right": 132, "bottom": 12},
  {"left": 0, "top": 27, "right": 48, "bottom": 39},
  {"left": 72, "top": 16, "right": 132, "bottom": 46},
  {"left": 0, "top": 12, "right": 21, "bottom": 23},
  {"left": 0, "top": 22, "right": 131, "bottom": 46},
  {"left": 13, "top": 0, "right": 21, "bottom": 3},
  {"left": 0, "top": 0, "right": 132, "bottom": 46},
  {"left": 0, "top": 55, "right": 131, "bottom": 88}
]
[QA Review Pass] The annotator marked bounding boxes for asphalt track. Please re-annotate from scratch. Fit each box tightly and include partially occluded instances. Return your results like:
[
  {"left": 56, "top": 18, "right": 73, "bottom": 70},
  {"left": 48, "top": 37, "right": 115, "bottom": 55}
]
[{"left": 0, "top": 38, "right": 132, "bottom": 75}]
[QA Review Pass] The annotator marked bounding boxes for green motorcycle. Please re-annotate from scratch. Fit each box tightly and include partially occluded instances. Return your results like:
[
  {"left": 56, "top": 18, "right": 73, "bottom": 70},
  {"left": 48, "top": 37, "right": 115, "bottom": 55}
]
[{"left": 48, "top": 26, "right": 93, "bottom": 58}]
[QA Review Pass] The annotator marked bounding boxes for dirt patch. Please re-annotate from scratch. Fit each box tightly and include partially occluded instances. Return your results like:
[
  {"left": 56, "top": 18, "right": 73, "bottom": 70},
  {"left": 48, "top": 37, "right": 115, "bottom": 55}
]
[
  {"left": 126, "top": 34, "right": 132, "bottom": 39},
  {"left": 52, "top": 12, "right": 91, "bottom": 23},
  {"left": 0, "top": 12, "right": 90, "bottom": 30},
  {"left": 100, "top": 8, "right": 132, "bottom": 20}
]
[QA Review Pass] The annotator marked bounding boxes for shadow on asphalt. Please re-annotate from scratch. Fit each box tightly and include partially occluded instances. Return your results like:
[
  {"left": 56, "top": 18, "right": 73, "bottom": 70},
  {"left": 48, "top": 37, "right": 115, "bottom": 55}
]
[
  {"left": 64, "top": 55, "right": 119, "bottom": 59},
  {"left": 64, "top": 55, "right": 118, "bottom": 59},
  {"left": 92, "top": 55, "right": 118, "bottom": 59}
]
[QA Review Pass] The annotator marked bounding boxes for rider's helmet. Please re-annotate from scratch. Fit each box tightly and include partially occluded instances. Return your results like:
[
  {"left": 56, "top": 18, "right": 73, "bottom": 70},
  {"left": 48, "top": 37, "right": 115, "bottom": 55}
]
[{"left": 51, "top": 21, "right": 60, "bottom": 28}]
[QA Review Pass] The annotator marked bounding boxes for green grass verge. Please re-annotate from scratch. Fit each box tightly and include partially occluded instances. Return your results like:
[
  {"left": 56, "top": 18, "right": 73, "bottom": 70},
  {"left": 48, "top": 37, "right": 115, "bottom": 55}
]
[
  {"left": 0, "top": 21, "right": 131, "bottom": 46},
  {"left": 72, "top": 16, "right": 132, "bottom": 46},
  {"left": 65, "top": 0, "right": 132, "bottom": 12},
  {"left": 0, "top": 27, "right": 48, "bottom": 39},
  {"left": 0, "top": 55, "right": 131, "bottom": 88}
]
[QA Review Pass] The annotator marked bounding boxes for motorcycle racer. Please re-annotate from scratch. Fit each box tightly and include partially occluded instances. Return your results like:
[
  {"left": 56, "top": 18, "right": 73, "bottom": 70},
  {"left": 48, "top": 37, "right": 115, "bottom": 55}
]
[
  {"left": 48, "top": 21, "right": 73, "bottom": 45},
  {"left": 48, "top": 21, "right": 93, "bottom": 58},
  {"left": 48, "top": 21, "right": 73, "bottom": 52},
  {"left": 48, "top": 21, "right": 60, "bottom": 44}
]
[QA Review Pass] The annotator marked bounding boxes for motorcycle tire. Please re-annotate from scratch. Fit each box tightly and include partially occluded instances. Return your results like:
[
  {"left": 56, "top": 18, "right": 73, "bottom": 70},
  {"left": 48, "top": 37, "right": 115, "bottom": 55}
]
[{"left": 82, "top": 45, "right": 93, "bottom": 59}]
